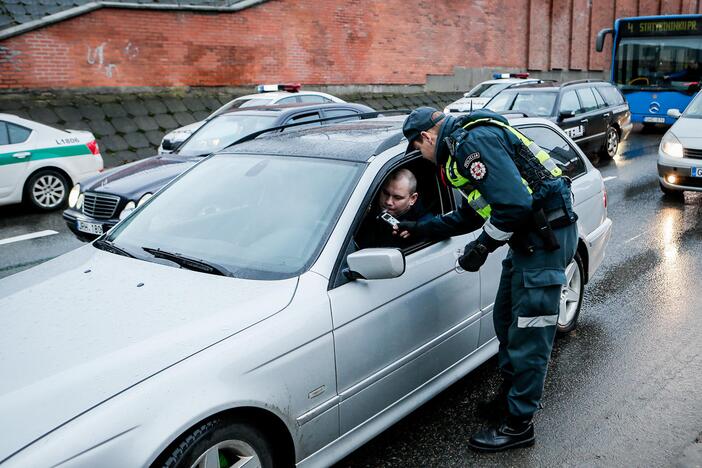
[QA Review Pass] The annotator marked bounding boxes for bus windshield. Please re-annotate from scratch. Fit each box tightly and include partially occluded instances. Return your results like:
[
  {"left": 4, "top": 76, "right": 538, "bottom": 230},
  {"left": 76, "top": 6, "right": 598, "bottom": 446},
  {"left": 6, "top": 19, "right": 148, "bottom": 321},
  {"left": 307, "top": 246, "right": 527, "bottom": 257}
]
[{"left": 614, "top": 35, "right": 702, "bottom": 91}]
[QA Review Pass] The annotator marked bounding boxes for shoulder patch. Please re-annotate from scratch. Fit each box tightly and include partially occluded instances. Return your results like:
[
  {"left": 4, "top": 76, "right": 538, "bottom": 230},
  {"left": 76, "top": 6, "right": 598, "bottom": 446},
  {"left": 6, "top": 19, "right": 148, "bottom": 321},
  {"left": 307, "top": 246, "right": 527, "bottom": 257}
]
[
  {"left": 463, "top": 151, "right": 481, "bottom": 169},
  {"left": 468, "top": 160, "right": 487, "bottom": 181}
]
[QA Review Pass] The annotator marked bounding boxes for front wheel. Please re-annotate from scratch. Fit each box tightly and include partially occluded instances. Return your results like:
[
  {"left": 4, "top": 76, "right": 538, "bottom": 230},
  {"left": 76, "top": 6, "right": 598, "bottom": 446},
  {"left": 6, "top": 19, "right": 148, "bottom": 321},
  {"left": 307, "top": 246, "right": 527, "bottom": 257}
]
[
  {"left": 158, "top": 419, "right": 275, "bottom": 468},
  {"left": 557, "top": 252, "right": 584, "bottom": 334},
  {"left": 599, "top": 126, "right": 619, "bottom": 159}
]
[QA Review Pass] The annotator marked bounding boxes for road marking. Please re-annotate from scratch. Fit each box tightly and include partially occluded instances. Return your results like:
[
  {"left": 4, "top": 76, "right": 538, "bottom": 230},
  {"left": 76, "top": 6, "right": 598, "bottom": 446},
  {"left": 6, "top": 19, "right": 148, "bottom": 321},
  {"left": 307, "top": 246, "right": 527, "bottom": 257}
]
[
  {"left": 603, "top": 176, "right": 618, "bottom": 182},
  {"left": 0, "top": 230, "right": 58, "bottom": 246},
  {"left": 624, "top": 233, "right": 643, "bottom": 244}
]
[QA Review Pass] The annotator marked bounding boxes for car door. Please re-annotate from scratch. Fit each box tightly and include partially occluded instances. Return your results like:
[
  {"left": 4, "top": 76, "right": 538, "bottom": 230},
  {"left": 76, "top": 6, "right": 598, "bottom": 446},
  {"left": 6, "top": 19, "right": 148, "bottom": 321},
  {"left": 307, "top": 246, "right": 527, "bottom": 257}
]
[
  {"left": 328, "top": 158, "right": 482, "bottom": 434},
  {"left": 0, "top": 120, "right": 33, "bottom": 199},
  {"left": 557, "top": 89, "right": 588, "bottom": 148},
  {"left": 576, "top": 87, "right": 607, "bottom": 153}
]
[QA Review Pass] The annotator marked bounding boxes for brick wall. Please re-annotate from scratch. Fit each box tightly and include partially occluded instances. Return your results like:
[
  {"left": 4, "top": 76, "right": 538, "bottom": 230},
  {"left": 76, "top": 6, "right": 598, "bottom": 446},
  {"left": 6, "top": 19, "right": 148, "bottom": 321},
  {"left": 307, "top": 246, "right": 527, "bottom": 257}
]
[{"left": 1, "top": 0, "right": 701, "bottom": 90}]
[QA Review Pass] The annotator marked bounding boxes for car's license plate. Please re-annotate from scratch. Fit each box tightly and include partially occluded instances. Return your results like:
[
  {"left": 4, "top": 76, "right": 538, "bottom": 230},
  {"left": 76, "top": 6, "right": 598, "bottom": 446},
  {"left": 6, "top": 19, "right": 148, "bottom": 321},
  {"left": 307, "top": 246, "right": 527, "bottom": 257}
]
[
  {"left": 692, "top": 167, "right": 702, "bottom": 177},
  {"left": 77, "top": 220, "right": 103, "bottom": 235},
  {"left": 643, "top": 116, "right": 665, "bottom": 123}
]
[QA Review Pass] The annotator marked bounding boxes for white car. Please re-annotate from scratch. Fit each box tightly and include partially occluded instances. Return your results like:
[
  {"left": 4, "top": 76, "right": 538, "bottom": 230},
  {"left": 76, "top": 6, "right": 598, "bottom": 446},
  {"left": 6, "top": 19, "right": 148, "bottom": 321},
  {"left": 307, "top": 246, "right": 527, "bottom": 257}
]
[
  {"left": 444, "top": 74, "right": 542, "bottom": 113},
  {"left": 0, "top": 115, "right": 610, "bottom": 467},
  {"left": 658, "top": 91, "right": 702, "bottom": 196},
  {"left": 159, "top": 85, "right": 345, "bottom": 152},
  {"left": 0, "top": 114, "right": 103, "bottom": 210}
]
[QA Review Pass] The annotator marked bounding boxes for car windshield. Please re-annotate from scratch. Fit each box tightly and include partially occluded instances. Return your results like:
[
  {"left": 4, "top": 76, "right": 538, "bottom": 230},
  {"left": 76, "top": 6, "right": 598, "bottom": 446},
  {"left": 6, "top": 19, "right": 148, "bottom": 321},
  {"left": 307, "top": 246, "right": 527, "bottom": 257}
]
[
  {"left": 106, "top": 154, "right": 363, "bottom": 280},
  {"left": 615, "top": 36, "right": 702, "bottom": 91},
  {"left": 487, "top": 91, "right": 557, "bottom": 117},
  {"left": 466, "top": 82, "right": 511, "bottom": 98},
  {"left": 683, "top": 92, "right": 702, "bottom": 118},
  {"left": 177, "top": 114, "right": 278, "bottom": 156}
]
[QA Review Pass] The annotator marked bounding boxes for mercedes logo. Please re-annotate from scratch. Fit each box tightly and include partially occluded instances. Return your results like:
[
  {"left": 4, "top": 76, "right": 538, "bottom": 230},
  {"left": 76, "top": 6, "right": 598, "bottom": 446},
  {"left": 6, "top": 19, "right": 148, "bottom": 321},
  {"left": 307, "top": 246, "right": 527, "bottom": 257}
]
[{"left": 649, "top": 102, "right": 661, "bottom": 114}]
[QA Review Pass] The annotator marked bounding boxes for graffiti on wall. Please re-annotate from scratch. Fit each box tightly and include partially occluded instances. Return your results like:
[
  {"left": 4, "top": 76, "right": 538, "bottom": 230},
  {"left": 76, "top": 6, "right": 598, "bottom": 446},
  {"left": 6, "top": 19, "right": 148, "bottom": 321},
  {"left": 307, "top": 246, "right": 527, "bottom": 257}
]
[{"left": 87, "top": 41, "right": 140, "bottom": 78}]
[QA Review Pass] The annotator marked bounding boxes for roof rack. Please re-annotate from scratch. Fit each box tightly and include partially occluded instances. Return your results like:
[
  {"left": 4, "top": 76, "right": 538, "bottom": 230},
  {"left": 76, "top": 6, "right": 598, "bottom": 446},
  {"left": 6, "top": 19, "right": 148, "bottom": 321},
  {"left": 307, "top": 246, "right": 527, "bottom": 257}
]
[
  {"left": 562, "top": 79, "right": 608, "bottom": 87},
  {"left": 506, "top": 79, "right": 558, "bottom": 89},
  {"left": 224, "top": 109, "right": 412, "bottom": 150}
]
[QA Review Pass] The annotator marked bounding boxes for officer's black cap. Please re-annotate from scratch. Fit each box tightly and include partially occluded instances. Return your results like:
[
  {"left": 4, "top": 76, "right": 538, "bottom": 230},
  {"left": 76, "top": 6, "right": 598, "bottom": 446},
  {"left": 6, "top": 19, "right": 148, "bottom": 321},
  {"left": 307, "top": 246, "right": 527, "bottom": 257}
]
[{"left": 402, "top": 107, "right": 446, "bottom": 154}]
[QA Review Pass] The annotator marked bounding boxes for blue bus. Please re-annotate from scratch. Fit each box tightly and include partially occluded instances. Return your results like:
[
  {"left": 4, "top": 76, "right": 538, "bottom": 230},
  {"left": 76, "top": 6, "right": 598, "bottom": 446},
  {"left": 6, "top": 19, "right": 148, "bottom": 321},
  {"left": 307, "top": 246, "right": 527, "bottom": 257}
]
[{"left": 596, "top": 15, "right": 702, "bottom": 126}]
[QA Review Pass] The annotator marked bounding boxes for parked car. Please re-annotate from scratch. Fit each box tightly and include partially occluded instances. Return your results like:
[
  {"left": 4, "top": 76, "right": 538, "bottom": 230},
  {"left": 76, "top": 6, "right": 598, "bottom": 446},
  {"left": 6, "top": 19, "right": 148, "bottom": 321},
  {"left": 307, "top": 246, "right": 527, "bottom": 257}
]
[
  {"left": 63, "top": 102, "right": 373, "bottom": 241},
  {"left": 658, "top": 91, "right": 702, "bottom": 196},
  {"left": 0, "top": 114, "right": 611, "bottom": 468},
  {"left": 159, "top": 84, "right": 345, "bottom": 152},
  {"left": 0, "top": 113, "right": 103, "bottom": 210},
  {"left": 485, "top": 79, "right": 632, "bottom": 159},
  {"left": 443, "top": 73, "right": 543, "bottom": 113}
]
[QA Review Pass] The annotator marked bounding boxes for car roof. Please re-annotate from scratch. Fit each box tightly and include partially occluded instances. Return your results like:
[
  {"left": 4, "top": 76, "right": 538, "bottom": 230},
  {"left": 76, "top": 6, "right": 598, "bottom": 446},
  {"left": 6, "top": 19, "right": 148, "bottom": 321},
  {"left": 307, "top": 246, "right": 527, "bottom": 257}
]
[
  {"left": 501, "top": 79, "right": 611, "bottom": 93},
  {"left": 233, "top": 90, "right": 338, "bottom": 101},
  {"left": 217, "top": 102, "right": 370, "bottom": 118},
  {"left": 220, "top": 114, "right": 559, "bottom": 163}
]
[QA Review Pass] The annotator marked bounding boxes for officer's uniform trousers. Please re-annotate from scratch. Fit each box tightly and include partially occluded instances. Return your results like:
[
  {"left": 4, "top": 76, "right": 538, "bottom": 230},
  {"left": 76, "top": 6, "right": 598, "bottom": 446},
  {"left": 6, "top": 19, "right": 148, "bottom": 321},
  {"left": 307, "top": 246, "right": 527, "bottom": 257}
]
[{"left": 492, "top": 221, "right": 578, "bottom": 419}]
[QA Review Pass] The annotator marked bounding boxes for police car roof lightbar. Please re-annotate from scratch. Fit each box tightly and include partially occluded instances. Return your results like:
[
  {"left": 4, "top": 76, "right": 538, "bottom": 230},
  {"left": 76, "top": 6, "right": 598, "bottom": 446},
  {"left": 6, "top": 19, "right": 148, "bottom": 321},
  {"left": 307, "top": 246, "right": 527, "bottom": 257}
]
[
  {"left": 492, "top": 72, "right": 530, "bottom": 79},
  {"left": 256, "top": 83, "right": 302, "bottom": 93},
  {"left": 224, "top": 109, "right": 412, "bottom": 150}
]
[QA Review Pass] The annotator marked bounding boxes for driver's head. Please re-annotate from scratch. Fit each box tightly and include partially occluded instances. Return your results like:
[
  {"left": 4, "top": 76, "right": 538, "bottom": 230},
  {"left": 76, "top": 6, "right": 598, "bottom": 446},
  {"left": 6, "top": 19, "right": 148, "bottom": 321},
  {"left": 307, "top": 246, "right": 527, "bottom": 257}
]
[{"left": 378, "top": 168, "right": 418, "bottom": 218}]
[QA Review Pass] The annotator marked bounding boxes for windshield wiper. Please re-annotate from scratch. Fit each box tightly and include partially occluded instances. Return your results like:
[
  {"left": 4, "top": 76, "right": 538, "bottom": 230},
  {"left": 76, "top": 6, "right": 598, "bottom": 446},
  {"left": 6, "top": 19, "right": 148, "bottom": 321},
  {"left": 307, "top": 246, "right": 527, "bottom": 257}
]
[
  {"left": 142, "top": 247, "right": 231, "bottom": 276},
  {"left": 93, "top": 239, "right": 136, "bottom": 258}
]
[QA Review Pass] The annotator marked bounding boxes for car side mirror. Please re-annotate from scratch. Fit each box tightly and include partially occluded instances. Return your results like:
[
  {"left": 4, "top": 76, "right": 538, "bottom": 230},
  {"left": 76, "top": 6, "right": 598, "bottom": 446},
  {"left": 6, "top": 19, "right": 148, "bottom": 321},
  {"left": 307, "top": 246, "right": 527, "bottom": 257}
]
[
  {"left": 558, "top": 110, "right": 576, "bottom": 120},
  {"left": 161, "top": 138, "right": 178, "bottom": 152},
  {"left": 463, "top": 92, "right": 472, "bottom": 98},
  {"left": 344, "top": 248, "right": 405, "bottom": 280},
  {"left": 667, "top": 108, "right": 682, "bottom": 119}
]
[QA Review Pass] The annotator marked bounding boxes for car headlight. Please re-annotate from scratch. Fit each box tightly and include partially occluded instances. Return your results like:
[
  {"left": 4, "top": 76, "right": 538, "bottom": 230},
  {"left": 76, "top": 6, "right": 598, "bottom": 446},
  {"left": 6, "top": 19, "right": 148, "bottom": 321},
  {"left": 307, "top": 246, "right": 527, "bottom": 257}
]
[
  {"left": 119, "top": 201, "right": 136, "bottom": 220},
  {"left": 68, "top": 184, "right": 80, "bottom": 208},
  {"left": 137, "top": 193, "right": 153, "bottom": 207},
  {"left": 660, "top": 131, "right": 683, "bottom": 158},
  {"left": 76, "top": 193, "right": 84, "bottom": 210}
]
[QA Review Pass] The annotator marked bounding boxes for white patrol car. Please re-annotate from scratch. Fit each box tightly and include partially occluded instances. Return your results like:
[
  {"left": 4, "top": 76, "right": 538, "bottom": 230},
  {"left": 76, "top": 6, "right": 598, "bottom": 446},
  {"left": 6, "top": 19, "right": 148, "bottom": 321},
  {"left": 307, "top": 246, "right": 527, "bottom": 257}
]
[
  {"left": 0, "top": 113, "right": 103, "bottom": 211},
  {"left": 159, "top": 84, "right": 345, "bottom": 152},
  {"left": 444, "top": 73, "right": 542, "bottom": 113}
]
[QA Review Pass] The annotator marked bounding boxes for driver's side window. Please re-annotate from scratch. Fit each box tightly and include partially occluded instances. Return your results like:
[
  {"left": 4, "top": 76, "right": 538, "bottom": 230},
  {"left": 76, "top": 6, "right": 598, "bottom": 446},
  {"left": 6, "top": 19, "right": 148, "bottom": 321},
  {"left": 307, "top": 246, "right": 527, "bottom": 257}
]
[{"left": 353, "top": 157, "right": 452, "bottom": 254}]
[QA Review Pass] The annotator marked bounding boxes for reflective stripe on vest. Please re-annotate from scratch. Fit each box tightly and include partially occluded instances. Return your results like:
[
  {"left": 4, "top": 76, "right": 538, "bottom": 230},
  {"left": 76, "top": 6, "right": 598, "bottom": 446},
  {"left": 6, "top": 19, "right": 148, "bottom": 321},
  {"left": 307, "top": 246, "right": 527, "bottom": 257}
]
[
  {"left": 456, "top": 180, "right": 532, "bottom": 220},
  {"left": 461, "top": 118, "right": 563, "bottom": 178}
]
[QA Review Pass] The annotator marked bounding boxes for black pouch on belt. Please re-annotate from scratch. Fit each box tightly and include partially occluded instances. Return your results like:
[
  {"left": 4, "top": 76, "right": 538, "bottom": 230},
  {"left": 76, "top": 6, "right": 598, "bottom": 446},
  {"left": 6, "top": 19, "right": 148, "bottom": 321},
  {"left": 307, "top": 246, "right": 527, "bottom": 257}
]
[{"left": 532, "top": 208, "right": 560, "bottom": 251}]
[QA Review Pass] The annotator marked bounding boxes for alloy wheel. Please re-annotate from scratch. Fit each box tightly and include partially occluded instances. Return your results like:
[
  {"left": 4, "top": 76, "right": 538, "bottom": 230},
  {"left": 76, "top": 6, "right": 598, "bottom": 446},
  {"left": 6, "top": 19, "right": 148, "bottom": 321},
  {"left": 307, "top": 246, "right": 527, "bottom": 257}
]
[
  {"left": 190, "top": 440, "right": 261, "bottom": 468},
  {"left": 32, "top": 174, "right": 66, "bottom": 209},
  {"left": 606, "top": 127, "right": 619, "bottom": 158},
  {"left": 558, "top": 259, "right": 582, "bottom": 328}
]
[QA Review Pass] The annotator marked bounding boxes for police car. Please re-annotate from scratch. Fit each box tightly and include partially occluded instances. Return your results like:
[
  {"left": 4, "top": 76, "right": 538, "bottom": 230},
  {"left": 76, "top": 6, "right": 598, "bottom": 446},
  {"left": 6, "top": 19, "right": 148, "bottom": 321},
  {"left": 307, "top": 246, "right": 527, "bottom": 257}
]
[
  {"left": 0, "top": 114, "right": 103, "bottom": 211},
  {"left": 443, "top": 73, "right": 542, "bottom": 113},
  {"left": 159, "top": 84, "right": 345, "bottom": 152}
]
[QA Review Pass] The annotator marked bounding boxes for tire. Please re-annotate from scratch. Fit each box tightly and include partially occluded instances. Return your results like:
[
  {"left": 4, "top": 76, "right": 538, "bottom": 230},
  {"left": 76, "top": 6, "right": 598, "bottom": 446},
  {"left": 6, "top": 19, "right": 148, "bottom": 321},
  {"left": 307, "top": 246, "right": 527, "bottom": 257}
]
[
  {"left": 557, "top": 252, "right": 584, "bottom": 334},
  {"left": 158, "top": 419, "right": 276, "bottom": 468},
  {"left": 660, "top": 182, "right": 684, "bottom": 199},
  {"left": 599, "top": 126, "right": 619, "bottom": 160},
  {"left": 24, "top": 169, "right": 69, "bottom": 211}
]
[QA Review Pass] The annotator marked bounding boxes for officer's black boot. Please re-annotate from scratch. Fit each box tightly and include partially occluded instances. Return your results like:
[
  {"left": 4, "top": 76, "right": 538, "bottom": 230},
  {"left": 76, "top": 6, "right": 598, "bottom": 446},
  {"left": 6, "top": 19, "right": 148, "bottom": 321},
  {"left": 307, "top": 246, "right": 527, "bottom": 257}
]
[
  {"left": 467, "top": 415, "right": 535, "bottom": 453},
  {"left": 475, "top": 380, "right": 510, "bottom": 421}
]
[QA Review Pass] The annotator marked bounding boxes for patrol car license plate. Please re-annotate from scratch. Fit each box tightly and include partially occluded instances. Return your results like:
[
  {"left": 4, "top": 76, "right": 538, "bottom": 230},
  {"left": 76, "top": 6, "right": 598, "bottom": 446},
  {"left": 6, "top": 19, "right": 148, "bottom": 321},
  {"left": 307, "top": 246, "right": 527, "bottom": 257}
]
[
  {"left": 77, "top": 220, "right": 103, "bottom": 235},
  {"left": 643, "top": 116, "right": 665, "bottom": 123},
  {"left": 692, "top": 167, "right": 702, "bottom": 177}
]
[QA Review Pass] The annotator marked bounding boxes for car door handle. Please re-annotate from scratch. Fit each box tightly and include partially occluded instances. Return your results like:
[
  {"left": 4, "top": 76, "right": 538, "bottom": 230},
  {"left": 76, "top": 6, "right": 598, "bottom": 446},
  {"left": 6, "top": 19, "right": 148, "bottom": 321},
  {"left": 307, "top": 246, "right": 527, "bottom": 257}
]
[
  {"left": 12, "top": 152, "right": 30, "bottom": 159},
  {"left": 603, "top": 113, "right": 610, "bottom": 117},
  {"left": 580, "top": 119, "right": 589, "bottom": 123}
]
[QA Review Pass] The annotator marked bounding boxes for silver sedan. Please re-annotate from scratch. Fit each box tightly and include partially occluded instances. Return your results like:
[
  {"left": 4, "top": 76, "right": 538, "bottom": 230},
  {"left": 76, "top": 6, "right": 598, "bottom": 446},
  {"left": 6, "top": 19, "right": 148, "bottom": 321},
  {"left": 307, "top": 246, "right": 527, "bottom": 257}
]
[{"left": 0, "top": 115, "right": 611, "bottom": 467}]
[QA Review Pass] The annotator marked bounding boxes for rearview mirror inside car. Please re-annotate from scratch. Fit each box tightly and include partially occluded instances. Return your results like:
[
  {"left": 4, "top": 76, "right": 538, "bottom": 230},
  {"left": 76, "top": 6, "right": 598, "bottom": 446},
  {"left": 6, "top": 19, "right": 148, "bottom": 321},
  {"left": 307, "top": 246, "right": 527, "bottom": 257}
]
[
  {"left": 667, "top": 109, "right": 682, "bottom": 119},
  {"left": 345, "top": 248, "right": 405, "bottom": 280}
]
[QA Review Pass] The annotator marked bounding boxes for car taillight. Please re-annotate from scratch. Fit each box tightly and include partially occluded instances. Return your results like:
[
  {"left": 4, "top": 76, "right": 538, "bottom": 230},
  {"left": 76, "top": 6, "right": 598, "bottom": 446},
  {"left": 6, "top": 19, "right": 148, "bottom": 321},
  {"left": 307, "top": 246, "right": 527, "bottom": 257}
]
[
  {"left": 86, "top": 140, "right": 100, "bottom": 155},
  {"left": 603, "top": 187, "right": 607, "bottom": 209}
]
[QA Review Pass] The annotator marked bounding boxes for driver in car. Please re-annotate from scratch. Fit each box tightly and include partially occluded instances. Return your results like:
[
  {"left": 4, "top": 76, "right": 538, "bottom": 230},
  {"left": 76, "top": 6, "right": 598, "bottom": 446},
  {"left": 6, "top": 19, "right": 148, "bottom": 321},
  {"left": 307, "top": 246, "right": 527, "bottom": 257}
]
[{"left": 356, "top": 168, "right": 432, "bottom": 249}]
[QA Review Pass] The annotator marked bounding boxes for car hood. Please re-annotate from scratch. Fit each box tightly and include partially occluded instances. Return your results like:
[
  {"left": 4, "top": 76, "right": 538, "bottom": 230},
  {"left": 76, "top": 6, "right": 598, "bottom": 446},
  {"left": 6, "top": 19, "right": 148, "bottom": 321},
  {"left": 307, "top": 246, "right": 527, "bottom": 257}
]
[
  {"left": 83, "top": 155, "right": 198, "bottom": 199},
  {"left": 0, "top": 246, "right": 297, "bottom": 463},
  {"left": 671, "top": 117, "right": 702, "bottom": 141}
]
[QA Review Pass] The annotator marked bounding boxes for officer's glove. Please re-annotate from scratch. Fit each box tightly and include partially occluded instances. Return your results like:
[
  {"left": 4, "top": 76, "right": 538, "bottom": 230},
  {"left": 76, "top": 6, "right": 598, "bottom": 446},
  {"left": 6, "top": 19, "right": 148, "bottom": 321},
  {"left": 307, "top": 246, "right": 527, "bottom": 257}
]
[
  {"left": 458, "top": 240, "right": 489, "bottom": 272},
  {"left": 395, "top": 221, "right": 428, "bottom": 238},
  {"left": 477, "top": 231, "right": 507, "bottom": 252}
]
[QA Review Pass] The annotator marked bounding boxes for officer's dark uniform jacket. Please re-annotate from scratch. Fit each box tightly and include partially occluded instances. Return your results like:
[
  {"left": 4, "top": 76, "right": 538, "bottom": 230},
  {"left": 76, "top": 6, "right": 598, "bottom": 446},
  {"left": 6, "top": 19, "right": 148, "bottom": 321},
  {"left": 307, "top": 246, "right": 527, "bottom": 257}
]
[{"left": 417, "top": 109, "right": 577, "bottom": 248}]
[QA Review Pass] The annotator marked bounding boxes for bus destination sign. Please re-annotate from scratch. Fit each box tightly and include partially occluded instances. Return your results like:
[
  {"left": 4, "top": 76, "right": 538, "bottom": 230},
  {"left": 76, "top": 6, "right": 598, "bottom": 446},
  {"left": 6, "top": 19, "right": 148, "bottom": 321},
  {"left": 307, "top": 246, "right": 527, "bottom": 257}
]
[{"left": 621, "top": 18, "right": 702, "bottom": 36}]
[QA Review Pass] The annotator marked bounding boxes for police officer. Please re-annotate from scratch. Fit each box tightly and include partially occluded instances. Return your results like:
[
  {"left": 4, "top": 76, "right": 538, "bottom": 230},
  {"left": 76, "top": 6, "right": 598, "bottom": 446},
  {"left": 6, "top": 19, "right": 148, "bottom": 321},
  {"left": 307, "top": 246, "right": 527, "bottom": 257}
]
[{"left": 399, "top": 107, "right": 578, "bottom": 452}]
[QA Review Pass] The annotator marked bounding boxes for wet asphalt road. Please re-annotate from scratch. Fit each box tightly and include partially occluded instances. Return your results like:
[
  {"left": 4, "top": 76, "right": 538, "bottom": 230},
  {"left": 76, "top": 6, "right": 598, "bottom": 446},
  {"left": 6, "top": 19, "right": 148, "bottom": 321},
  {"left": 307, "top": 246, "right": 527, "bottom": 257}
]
[{"left": 1, "top": 130, "right": 701, "bottom": 466}]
